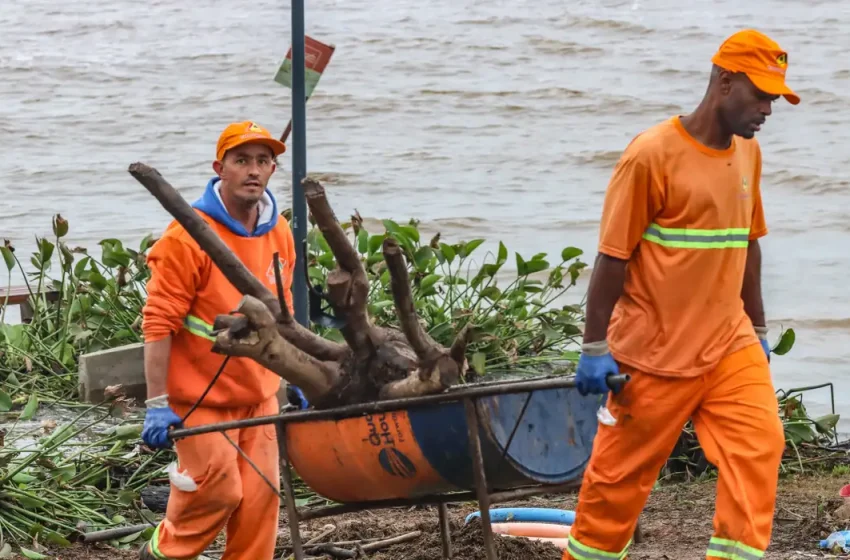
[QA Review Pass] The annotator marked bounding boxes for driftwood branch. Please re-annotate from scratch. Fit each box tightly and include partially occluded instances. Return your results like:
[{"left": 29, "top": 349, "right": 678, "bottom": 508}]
[
  {"left": 382, "top": 237, "right": 441, "bottom": 361},
  {"left": 303, "top": 178, "right": 374, "bottom": 357},
  {"left": 212, "top": 296, "right": 340, "bottom": 400},
  {"left": 128, "top": 162, "right": 348, "bottom": 362}
]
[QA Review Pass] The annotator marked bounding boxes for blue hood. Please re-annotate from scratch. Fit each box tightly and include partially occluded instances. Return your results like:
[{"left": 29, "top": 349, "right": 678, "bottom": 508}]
[{"left": 191, "top": 177, "right": 278, "bottom": 237}]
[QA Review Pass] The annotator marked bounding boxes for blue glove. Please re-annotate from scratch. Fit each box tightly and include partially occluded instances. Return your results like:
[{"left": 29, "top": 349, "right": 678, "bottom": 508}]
[
  {"left": 755, "top": 326, "right": 770, "bottom": 362},
  {"left": 287, "top": 385, "right": 310, "bottom": 410},
  {"left": 142, "top": 395, "right": 183, "bottom": 449},
  {"left": 576, "top": 341, "right": 621, "bottom": 396},
  {"left": 760, "top": 338, "right": 770, "bottom": 361}
]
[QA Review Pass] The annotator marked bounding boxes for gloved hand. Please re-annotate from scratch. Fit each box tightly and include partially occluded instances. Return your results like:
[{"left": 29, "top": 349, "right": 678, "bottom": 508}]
[
  {"left": 755, "top": 326, "right": 770, "bottom": 362},
  {"left": 576, "top": 340, "right": 622, "bottom": 396},
  {"left": 142, "top": 395, "right": 183, "bottom": 449},
  {"left": 286, "top": 385, "right": 310, "bottom": 410}
]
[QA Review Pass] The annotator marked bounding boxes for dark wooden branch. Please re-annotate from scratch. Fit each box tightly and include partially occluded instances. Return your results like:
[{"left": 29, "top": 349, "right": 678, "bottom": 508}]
[
  {"left": 128, "top": 162, "right": 348, "bottom": 362},
  {"left": 381, "top": 236, "right": 441, "bottom": 361},
  {"left": 303, "top": 177, "right": 373, "bottom": 356}
]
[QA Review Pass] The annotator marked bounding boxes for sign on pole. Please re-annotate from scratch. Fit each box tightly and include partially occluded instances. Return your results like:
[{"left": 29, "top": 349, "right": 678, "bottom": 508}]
[{"left": 274, "top": 36, "right": 336, "bottom": 145}]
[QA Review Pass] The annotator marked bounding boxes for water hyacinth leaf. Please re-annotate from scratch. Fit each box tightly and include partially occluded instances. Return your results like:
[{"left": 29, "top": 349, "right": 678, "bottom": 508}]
[
  {"left": 561, "top": 246, "right": 583, "bottom": 261},
  {"left": 19, "top": 549, "right": 48, "bottom": 559},
  {"left": 0, "top": 246, "right": 14, "bottom": 271},
  {"left": 20, "top": 394, "right": 38, "bottom": 421},
  {"left": 813, "top": 413, "right": 840, "bottom": 435},
  {"left": 0, "top": 390, "right": 13, "bottom": 412},
  {"left": 471, "top": 352, "right": 487, "bottom": 375},
  {"left": 772, "top": 328, "right": 795, "bottom": 356}
]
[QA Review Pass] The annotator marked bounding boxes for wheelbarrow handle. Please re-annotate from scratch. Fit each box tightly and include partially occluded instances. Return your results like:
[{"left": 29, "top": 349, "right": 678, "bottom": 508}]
[{"left": 606, "top": 373, "right": 631, "bottom": 391}]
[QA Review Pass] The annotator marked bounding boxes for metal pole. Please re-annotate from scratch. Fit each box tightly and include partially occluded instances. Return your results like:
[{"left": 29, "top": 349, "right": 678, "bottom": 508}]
[{"left": 290, "top": 0, "right": 309, "bottom": 327}]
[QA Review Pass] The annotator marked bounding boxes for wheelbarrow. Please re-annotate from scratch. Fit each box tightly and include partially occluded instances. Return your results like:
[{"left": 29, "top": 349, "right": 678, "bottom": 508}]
[{"left": 170, "top": 374, "right": 630, "bottom": 559}]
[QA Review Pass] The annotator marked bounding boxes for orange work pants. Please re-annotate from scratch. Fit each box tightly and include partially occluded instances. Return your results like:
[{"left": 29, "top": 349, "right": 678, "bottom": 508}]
[
  {"left": 149, "top": 396, "right": 280, "bottom": 560},
  {"left": 564, "top": 343, "right": 786, "bottom": 560}
]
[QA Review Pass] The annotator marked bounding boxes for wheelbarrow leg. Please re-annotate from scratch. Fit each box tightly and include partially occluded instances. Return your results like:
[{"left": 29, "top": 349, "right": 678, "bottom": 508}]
[
  {"left": 438, "top": 503, "right": 452, "bottom": 559},
  {"left": 464, "top": 398, "right": 497, "bottom": 560},
  {"left": 277, "top": 420, "right": 304, "bottom": 560}
]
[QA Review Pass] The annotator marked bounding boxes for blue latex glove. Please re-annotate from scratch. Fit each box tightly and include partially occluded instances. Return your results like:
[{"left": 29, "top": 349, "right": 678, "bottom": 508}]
[
  {"left": 576, "top": 341, "right": 621, "bottom": 396},
  {"left": 755, "top": 326, "right": 770, "bottom": 362},
  {"left": 287, "top": 385, "right": 310, "bottom": 410},
  {"left": 142, "top": 395, "right": 183, "bottom": 449}
]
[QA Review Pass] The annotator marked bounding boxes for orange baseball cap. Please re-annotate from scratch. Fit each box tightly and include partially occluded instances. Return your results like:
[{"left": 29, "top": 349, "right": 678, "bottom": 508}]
[
  {"left": 711, "top": 29, "right": 800, "bottom": 105},
  {"left": 216, "top": 121, "right": 287, "bottom": 161}
]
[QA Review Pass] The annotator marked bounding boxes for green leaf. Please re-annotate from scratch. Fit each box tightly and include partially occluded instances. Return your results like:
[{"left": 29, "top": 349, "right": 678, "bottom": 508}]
[
  {"left": 357, "top": 229, "right": 369, "bottom": 254},
  {"left": 480, "top": 286, "right": 501, "bottom": 300},
  {"left": 114, "top": 424, "right": 143, "bottom": 440},
  {"left": 459, "top": 239, "right": 485, "bottom": 258},
  {"left": 783, "top": 422, "right": 815, "bottom": 445},
  {"left": 368, "top": 234, "right": 386, "bottom": 255},
  {"left": 439, "top": 243, "right": 456, "bottom": 264},
  {"left": 497, "top": 241, "right": 508, "bottom": 265},
  {"left": 561, "top": 246, "right": 583, "bottom": 261},
  {"left": 20, "top": 394, "right": 38, "bottom": 421},
  {"left": 814, "top": 413, "right": 840, "bottom": 435},
  {"left": 523, "top": 258, "right": 550, "bottom": 275},
  {"left": 516, "top": 253, "right": 527, "bottom": 277},
  {"left": 771, "top": 328, "right": 795, "bottom": 356},
  {"left": 0, "top": 390, "right": 13, "bottom": 412},
  {"left": 88, "top": 270, "right": 108, "bottom": 291},
  {"left": 15, "top": 494, "right": 46, "bottom": 509},
  {"left": 471, "top": 352, "right": 487, "bottom": 374},
  {"left": 0, "top": 246, "right": 14, "bottom": 271},
  {"left": 399, "top": 225, "right": 420, "bottom": 243},
  {"left": 419, "top": 274, "right": 442, "bottom": 292},
  {"left": 413, "top": 247, "right": 434, "bottom": 270},
  {"left": 20, "top": 548, "right": 48, "bottom": 559}
]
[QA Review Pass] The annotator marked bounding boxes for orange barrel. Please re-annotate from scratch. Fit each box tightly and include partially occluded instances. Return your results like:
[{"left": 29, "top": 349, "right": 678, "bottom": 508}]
[{"left": 285, "top": 382, "right": 602, "bottom": 503}]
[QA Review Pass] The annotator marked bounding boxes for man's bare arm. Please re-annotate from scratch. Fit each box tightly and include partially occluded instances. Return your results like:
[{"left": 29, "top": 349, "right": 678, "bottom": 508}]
[
  {"left": 144, "top": 336, "right": 172, "bottom": 400},
  {"left": 741, "top": 239, "right": 766, "bottom": 329},
  {"left": 582, "top": 253, "right": 629, "bottom": 344}
]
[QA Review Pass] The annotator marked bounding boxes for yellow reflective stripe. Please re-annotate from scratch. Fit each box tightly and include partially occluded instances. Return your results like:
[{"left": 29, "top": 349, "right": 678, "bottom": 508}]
[
  {"left": 566, "top": 535, "right": 631, "bottom": 560},
  {"left": 183, "top": 314, "right": 215, "bottom": 341},
  {"left": 148, "top": 522, "right": 198, "bottom": 560},
  {"left": 642, "top": 223, "right": 750, "bottom": 249},
  {"left": 707, "top": 537, "right": 764, "bottom": 560}
]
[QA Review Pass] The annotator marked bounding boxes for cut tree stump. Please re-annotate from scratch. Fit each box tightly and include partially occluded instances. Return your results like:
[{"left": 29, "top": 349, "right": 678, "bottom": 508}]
[{"left": 128, "top": 163, "right": 472, "bottom": 409}]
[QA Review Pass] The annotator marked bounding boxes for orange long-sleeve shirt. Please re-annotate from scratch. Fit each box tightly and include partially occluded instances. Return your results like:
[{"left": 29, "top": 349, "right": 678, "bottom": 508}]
[{"left": 142, "top": 180, "right": 296, "bottom": 408}]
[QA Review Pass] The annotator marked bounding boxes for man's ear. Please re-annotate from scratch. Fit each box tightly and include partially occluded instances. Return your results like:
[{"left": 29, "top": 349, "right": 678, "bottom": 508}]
[{"left": 212, "top": 160, "right": 223, "bottom": 177}]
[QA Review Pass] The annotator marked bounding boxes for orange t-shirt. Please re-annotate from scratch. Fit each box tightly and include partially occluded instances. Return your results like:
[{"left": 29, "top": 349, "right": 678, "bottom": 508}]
[
  {"left": 598, "top": 115, "right": 766, "bottom": 377},
  {"left": 142, "top": 210, "right": 296, "bottom": 407}
]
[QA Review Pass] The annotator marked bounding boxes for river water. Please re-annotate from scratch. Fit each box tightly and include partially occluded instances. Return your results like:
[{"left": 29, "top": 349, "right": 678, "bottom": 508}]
[{"left": 1, "top": 0, "right": 848, "bottom": 430}]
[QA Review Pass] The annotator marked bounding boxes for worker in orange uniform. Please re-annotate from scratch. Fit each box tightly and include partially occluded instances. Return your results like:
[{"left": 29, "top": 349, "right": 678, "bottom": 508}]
[
  {"left": 565, "top": 29, "right": 799, "bottom": 560},
  {"left": 138, "top": 121, "right": 302, "bottom": 560}
]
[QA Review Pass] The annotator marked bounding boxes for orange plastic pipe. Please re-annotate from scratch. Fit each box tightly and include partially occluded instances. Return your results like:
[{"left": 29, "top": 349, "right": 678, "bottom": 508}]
[{"left": 491, "top": 522, "right": 572, "bottom": 538}]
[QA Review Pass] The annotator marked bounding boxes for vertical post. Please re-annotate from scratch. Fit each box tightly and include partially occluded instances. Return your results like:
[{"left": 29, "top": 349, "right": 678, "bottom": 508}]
[
  {"left": 438, "top": 503, "right": 452, "bottom": 559},
  {"left": 464, "top": 398, "right": 498, "bottom": 560},
  {"left": 277, "top": 420, "right": 304, "bottom": 560},
  {"left": 290, "top": 0, "right": 309, "bottom": 327}
]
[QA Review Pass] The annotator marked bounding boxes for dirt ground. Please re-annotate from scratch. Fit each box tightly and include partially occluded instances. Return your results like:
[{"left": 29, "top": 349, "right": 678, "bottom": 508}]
[{"left": 48, "top": 471, "right": 850, "bottom": 559}]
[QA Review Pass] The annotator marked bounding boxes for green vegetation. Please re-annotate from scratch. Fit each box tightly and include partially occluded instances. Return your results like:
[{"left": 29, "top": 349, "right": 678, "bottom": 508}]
[{"left": 0, "top": 213, "right": 842, "bottom": 556}]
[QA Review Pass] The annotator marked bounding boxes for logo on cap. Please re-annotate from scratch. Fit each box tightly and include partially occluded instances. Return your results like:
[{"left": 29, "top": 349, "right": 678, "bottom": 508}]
[
  {"left": 776, "top": 53, "right": 787, "bottom": 68},
  {"left": 248, "top": 122, "right": 262, "bottom": 132}
]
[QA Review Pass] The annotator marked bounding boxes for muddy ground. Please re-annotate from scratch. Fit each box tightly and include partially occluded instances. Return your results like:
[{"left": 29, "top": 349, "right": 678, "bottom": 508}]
[{"left": 53, "top": 471, "right": 850, "bottom": 559}]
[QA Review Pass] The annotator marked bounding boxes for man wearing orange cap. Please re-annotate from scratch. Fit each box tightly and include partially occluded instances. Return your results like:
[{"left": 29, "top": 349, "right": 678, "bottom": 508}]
[
  {"left": 138, "top": 121, "right": 298, "bottom": 559},
  {"left": 565, "top": 30, "right": 799, "bottom": 560}
]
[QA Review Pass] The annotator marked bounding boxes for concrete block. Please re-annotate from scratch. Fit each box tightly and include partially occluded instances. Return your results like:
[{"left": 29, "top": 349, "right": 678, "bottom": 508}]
[
  {"left": 78, "top": 342, "right": 291, "bottom": 411},
  {"left": 78, "top": 343, "right": 147, "bottom": 404}
]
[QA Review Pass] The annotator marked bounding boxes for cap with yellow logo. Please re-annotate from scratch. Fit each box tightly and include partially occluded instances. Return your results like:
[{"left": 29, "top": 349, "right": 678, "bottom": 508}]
[
  {"left": 711, "top": 29, "right": 800, "bottom": 105},
  {"left": 216, "top": 121, "right": 287, "bottom": 162}
]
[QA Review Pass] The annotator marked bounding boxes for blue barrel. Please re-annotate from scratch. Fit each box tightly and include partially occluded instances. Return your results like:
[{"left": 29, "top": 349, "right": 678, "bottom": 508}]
[{"left": 285, "top": 382, "right": 603, "bottom": 503}]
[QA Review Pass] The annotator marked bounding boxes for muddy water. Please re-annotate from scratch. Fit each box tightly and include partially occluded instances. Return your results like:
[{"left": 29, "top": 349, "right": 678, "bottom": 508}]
[{"left": 1, "top": 0, "right": 848, "bottom": 429}]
